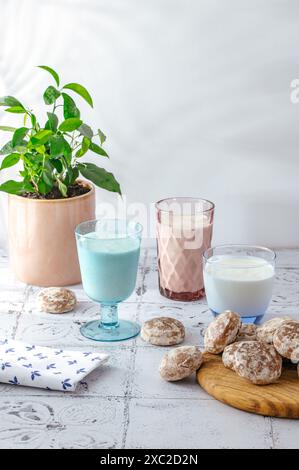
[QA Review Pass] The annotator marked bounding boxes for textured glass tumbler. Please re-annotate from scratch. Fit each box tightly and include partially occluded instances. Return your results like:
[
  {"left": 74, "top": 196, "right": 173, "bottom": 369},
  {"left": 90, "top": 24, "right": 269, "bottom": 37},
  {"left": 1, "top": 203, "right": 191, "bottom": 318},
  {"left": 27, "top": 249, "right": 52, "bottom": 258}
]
[
  {"left": 76, "top": 219, "right": 142, "bottom": 342},
  {"left": 156, "top": 198, "right": 214, "bottom": 301}
]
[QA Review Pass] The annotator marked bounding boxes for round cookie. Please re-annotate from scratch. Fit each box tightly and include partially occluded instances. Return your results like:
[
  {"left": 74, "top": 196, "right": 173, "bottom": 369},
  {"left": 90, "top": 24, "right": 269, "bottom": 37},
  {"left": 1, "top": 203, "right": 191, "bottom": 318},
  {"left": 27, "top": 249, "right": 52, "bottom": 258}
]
[
  {"left": 37, "top": 287, "right": 77, "bottom": 313},
  {"left": 273, "top": 320, "right": 299, "bottom": 362},
  {"left": 235, "top": 323, "right": 257, "bottom": 342},
  {"left": 232, "top": 340, "right": 282, "bottom": 385},
  {"left": 257, "top": 316, "right": 291, "bottom": 344},
  {"left": 141, "top": 317, "right": 185, "bottom": 346},
  {"left": 222, "top": 343, "right": 240, "bottom": 370},
  {"left": 204, "top": 311, "right": 241, "bottom": 354},
  {"left": 159, "top": 346, "right": 203, "bottom": 381}
]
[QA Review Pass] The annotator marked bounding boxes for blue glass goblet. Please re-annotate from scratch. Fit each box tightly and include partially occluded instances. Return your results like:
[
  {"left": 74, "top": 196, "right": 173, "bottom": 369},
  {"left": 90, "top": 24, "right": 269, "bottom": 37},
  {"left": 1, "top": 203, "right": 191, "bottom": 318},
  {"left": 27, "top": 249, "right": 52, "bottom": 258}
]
[{"left": 75, "top": 219, "right": 142, "bottom": 341}]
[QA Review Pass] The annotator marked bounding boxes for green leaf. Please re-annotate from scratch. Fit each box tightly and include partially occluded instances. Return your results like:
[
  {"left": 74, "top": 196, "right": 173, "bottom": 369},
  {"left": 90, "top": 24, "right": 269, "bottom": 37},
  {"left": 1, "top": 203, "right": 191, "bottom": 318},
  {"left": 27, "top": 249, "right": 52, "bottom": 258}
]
[
  {"left": 0, "top": 179, "right": 33, "bottom": 194},
  {"left": 15, "top": 144, "right": 27, "bottom": 154},
  {"left": 62, "top": 137, "right": 72, "bottom": 163},
  {"left": 63, "top": 166, "right": 78, "bottom": 186},
  {"left": 35, "top": 144, "right": 45, "bottom": 154},
  {"left": 59, "top": 117, "right": 82, "bottom": 132},
  {"left": 23, "top": 153, "right": 35, "bottom": 167},
  {"left": 37, "top": 65, "right": 60, "bottom": 87},
  {"left": 49, "top": 135, "right": 65, "bottom": 157},
  {"left": 42, "top": 169, "right": 54, "bottom": 187},
  {"left": 0, "top": 126, "right": 16, "bottom": 132},
  {"left": 12, "top": 127, "right": 28, "bottom": 147},
  {"left": 62, "top": 92, "right": 80, "bottom": 119},
  {"left": 51, "top": 158, "right": 63, "bottom": 173},
  {"left": 31, "top": 129, "right": 53, "bottom": 145},
  {"left": 78, "top": 123, "right": 93, "bottom": 139},
  {"left": 5, "top": 106, "right": 26, "bottom": 113},
  {"left": 89, "top": 142, "right": 108, "bottom": 157},
  {"left": 43, "top": 86, "right": 61, "bottom": 105},
  {"left": 44, "top": 159, "right": 54, "bottom": 173},
  {"left": 0, "top": 141, "right": 14, "bottom": 155},
  {"left": 0, "top": 153, "right": 20, "bottom": 170},
  {"left": 76, "top": 136, "right": 90, "bottom": 157},
  {"left": 37, "top": 180, "right": 48, "bottom": 195},
  {"left": 70, "top": 165, "right": 79, "bottom": 184},
  {"left": 57, "top": 179, "right": 68, "bottom": 197},
  {"left": 30, "top": 113, "right": 37, "bottom": 129},
  {"left": 0, "top": 96, "right": 23, "bottom": 108},
  {"left": 79, "top": 162, "right": 121, "bottom": 194},
  {"left": 63, "top": 83, "right": 93, "bottom": 107},
  {"left": 45, "top": 112, "right": 59, "bottom": 132},
  {"left": 97, "top": 128, "right": 106, "bottom": 145}
]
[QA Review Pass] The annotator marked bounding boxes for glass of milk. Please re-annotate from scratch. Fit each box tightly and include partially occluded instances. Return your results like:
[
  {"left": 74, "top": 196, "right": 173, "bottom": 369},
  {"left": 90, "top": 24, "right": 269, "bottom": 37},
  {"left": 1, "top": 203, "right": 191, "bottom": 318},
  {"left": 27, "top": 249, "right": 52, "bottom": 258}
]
[
  {"left": 75, "top": 219, "right": 142, "bottom": 342},
  {"left": 203, "top": 245, "right": 276, "bottom": 323}
]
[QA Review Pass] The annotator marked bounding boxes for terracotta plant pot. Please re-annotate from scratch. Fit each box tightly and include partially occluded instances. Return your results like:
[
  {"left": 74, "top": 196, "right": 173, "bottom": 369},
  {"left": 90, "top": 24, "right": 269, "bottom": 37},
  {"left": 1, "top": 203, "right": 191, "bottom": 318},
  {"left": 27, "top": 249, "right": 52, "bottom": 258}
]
[{"left": 8, "top": 181, "right": 95, "bottom": 286}]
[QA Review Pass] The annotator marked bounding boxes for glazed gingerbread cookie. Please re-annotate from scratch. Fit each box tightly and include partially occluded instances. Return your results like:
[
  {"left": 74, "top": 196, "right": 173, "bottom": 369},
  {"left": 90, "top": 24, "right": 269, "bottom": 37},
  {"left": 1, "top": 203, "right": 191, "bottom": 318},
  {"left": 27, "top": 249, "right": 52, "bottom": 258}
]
[
  {"left": 235, "top": 323, "right": 257, "bottom": 342},
  {"left": 222, "top": 342, "right": 240, "bottom": 370},
  {"left": 256, "top": 316, "right": 291, "bottom": 344},
  {"left": 204, "top": 311, "right": 241, "bottom": 354},
  {"left": 159, "top": 346, "right": 203, "bottom": 381},
  {"left": 225, "top": 340, "right": 282, "bottom": 385},
  {"left": 273, "top": 320, "right": 299, "bottom": 362},
  {"left": 141, "top": 317, "right": 185, "bottom": 346},
  {"left": 37, "top": 287, "right": 77, "bottom": 313}
]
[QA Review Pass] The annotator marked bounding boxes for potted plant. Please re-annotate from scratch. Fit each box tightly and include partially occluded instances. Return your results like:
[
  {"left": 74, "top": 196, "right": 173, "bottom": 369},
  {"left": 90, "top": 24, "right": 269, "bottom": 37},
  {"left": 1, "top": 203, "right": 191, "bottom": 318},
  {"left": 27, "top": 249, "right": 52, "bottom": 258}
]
[{"left": 0, "top": 65, "right": 121, "bottom": 286}]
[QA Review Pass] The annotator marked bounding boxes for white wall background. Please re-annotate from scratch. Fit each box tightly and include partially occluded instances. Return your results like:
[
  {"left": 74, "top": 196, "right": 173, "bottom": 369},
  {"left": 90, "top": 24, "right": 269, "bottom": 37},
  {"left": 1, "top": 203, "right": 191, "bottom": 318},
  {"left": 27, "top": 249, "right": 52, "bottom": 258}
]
[{"left": 0, "top": 0, "right": 299, "bottom": 247}]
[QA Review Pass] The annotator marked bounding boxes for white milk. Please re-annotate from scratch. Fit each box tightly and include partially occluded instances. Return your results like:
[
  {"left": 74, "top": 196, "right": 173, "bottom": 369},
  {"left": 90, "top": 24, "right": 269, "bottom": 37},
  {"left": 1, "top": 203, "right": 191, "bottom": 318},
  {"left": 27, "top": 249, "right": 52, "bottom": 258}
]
[{"left": 204, "top": 255, "right": 274, "bottom": 318}]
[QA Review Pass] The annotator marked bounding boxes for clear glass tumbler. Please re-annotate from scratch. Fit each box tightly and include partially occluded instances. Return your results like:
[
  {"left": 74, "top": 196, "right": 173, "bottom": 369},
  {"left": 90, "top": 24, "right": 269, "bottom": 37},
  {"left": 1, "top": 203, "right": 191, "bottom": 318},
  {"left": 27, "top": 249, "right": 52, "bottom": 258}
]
[
  {"left": 156, "top": 197, "right": 215, "bottom": 301},
  {"left": 203, "top": 244, "right": 276, "bottom": 323},
  {"left": 75, "top": 219, "right": 142, "bottom": 341}
]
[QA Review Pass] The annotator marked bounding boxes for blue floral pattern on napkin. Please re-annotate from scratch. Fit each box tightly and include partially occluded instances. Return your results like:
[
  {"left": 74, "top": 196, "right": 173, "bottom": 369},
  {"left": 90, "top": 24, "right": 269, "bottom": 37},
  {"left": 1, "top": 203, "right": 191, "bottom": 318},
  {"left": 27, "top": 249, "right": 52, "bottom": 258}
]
[{"left": 0, "top": 339, "right": 108, "bottom": 392}]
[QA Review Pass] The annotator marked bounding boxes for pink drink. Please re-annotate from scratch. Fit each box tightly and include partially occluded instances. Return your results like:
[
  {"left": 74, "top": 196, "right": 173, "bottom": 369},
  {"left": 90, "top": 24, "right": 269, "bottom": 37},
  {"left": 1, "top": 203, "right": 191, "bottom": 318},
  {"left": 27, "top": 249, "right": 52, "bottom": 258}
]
[{"left": 156, "top": 198, "right": 214, "bottom": 301}]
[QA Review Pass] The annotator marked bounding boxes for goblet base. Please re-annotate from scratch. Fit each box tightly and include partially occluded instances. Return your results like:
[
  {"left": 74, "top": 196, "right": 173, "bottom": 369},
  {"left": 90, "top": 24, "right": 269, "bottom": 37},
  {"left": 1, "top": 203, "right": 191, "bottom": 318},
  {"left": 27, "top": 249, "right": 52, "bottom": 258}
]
[{"left": 80, "top": 319, "right": 141, "bottom": 342}]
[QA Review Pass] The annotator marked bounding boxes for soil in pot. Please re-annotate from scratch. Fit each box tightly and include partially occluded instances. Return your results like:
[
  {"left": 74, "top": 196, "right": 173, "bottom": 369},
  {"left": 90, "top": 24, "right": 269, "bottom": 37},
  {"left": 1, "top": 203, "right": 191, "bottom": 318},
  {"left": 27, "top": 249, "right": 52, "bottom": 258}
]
[{"left": 22, "top": 181, "right": 91, "bottom": 200}]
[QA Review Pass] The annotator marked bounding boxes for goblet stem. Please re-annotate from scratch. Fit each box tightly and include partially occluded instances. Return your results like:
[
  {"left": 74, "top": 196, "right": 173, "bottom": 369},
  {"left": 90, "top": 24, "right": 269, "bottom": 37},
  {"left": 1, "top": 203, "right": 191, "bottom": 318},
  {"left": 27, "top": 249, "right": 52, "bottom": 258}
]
[{"left": 100, "top": 304, "right": 119, "bottom": 329}]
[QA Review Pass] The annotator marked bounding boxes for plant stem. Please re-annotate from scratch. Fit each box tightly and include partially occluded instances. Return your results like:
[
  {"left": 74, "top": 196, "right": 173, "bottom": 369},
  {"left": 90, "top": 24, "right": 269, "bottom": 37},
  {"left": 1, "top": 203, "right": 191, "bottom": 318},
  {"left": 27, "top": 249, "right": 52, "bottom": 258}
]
[
  {"left": 30, "top": 176, "right": 39, "bottom": 193},
  {"left": 72, "top": 142, "right": 81, "bottom": 151}
]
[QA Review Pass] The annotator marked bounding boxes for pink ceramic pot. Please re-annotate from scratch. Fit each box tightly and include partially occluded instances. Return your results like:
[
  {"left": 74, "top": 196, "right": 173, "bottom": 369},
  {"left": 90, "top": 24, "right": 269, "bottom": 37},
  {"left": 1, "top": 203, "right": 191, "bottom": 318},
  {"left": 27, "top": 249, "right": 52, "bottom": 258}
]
[{"left": 8, "top": 181, "right": 95, "bottom": 286}]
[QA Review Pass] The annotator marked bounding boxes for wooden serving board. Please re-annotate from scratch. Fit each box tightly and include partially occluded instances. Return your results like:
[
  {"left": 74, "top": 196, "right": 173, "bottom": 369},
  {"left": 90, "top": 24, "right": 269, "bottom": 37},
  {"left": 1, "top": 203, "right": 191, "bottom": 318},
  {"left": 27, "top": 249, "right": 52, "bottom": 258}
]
[{"left": 197, "top": 353, "right": 299, "bottom": 419}]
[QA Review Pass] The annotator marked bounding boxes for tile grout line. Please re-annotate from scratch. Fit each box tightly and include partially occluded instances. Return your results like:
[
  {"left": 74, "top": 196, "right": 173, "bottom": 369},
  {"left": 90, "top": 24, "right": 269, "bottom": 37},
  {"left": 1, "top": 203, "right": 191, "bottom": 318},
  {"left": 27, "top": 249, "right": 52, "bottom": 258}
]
[
  {"left": 121, "top": 248, "right": 148, "bottom": 449},
  {"left": 268, "top": 417, "right": 276, "bottom": 449},
  {"left": 0, "top": 394, "right": 217, "bottom": 401},
  {"left": 11, "top": 285, "right": 32, "bottom": 340}
]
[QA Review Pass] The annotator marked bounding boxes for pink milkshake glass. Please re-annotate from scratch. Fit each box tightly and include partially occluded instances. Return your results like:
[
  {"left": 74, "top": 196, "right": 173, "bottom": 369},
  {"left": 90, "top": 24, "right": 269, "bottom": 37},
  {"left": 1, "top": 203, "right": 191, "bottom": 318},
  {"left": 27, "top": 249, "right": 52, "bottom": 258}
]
[{"left": 156, "top": 197, "right": 214, "bottom": 301}]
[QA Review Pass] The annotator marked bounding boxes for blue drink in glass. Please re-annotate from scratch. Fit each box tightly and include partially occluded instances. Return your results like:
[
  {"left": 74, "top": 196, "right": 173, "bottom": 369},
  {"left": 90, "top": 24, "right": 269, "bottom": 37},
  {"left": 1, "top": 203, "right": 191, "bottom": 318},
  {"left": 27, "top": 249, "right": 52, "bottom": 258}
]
[{"left": 76, "top": 219, "right": 142, "bottom": 341}]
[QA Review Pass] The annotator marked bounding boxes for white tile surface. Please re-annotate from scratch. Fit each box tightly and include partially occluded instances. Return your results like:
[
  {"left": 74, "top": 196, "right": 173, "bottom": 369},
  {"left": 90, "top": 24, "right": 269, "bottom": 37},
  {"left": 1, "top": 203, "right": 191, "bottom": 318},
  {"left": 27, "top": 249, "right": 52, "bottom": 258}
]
[
  {"left": 0, "top": 397, "right": 125, "bottom": 449},
  {"left": 271, "top": 419, "right": 299, "bottom": 449},
  {"left": 125, "top": 399, "right": 273, "bottom": 449},
  {"left": 0, "top": 247, "right": 298, "bottom": 448}
]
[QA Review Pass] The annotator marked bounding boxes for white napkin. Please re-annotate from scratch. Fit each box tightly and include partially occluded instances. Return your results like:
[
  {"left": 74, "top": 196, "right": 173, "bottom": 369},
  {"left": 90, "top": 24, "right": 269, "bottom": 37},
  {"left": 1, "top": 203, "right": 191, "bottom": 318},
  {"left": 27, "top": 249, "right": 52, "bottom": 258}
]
[{"left": 0, "top": 339, "right": 109, "bottom": 392}]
